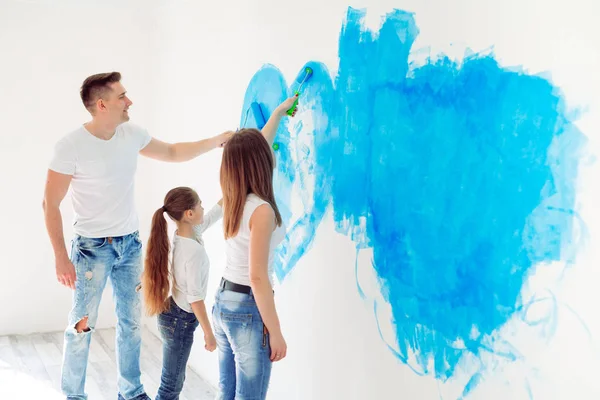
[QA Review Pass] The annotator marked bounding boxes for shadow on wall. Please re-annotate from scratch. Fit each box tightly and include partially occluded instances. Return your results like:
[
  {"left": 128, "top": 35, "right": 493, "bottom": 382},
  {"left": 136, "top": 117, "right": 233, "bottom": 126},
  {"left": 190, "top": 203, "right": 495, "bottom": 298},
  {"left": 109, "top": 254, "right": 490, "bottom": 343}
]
[{"left": 238, "top": 6, "right": 588, "bottom": 398}]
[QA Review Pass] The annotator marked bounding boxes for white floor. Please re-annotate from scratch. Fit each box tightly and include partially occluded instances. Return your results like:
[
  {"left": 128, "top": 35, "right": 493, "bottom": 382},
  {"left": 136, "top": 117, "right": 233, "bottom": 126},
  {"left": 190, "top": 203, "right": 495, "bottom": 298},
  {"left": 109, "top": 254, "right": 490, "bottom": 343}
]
[{"left": 0, "top": 327, "right": 215, "bottom": 399}]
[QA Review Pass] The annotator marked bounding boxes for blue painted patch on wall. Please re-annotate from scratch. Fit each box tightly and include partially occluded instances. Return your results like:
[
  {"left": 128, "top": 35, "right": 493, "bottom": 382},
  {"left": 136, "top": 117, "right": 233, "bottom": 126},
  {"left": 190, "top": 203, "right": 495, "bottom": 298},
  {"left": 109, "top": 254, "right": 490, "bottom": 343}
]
[{"left": 238, "top": 6, "right": 587, "bottom": 397}]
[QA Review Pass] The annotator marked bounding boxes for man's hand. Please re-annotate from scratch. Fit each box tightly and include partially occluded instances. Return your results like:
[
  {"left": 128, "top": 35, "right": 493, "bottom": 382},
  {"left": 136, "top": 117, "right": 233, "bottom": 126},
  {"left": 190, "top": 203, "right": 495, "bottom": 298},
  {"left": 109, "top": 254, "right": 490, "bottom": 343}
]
[
  {"left": 214, "top": 130, "right": 235, "bottom": 148},
  {"left": 56, "top": 256, "right": 76, "bottom": 289}
]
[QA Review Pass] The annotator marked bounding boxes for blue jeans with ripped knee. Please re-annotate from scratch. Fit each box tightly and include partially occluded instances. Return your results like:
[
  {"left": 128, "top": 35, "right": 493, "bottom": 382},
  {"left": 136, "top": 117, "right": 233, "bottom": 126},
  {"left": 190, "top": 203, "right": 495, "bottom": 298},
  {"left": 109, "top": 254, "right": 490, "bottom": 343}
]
[
  {"left": 61, "top": 231, "right": 148, "bottom": 400},
  {"left": 212, "top": 287, "right": 272, "bottom": 400}
]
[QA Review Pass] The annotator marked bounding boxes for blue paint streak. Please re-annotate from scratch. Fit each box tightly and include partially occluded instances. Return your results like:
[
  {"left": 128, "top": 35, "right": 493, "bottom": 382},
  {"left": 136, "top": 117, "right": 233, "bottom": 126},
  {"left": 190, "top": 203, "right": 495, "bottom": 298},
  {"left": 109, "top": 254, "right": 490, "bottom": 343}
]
[{"left": 239, "top": 6, "right": 586, "bottom": 395}]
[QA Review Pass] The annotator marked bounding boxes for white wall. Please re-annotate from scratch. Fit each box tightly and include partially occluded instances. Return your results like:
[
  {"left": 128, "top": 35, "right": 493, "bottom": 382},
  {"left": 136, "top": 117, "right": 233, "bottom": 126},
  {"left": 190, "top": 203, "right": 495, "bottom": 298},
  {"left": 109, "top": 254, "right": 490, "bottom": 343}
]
[
  {"left": 141, "top": 1, "right": 600, "bottom": 399},
  {"left": 2, "top": 0, "right": 600, "bottom": 398},
  {"left": 0, "top": 0, "right": 158, "bottom": 334}
]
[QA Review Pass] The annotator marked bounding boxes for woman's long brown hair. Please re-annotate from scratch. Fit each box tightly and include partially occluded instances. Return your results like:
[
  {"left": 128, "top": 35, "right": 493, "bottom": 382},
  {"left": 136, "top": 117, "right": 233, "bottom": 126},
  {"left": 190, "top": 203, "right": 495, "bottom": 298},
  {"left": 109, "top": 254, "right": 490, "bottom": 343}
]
[
  {"left": 220, "top": 128, "right": 282, "bottom": 238},
  {"left": 142, "top": 187, "right": 200, "bottom": 315}
]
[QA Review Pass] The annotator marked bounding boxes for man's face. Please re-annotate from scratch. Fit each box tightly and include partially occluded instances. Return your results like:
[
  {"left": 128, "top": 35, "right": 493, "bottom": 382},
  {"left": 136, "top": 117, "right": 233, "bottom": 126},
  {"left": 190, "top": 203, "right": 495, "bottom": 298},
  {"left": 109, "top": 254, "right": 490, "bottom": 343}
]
[{"left": 100, "top": 82, "right": 133, "bottom": 124}]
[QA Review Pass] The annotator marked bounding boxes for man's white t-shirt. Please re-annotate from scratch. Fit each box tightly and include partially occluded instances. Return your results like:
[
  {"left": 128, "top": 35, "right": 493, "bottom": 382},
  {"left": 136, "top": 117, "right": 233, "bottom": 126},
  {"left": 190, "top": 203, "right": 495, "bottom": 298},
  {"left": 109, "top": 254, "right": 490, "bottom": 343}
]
[
  {"left": 48, "top": 123, "right": 151, "bottom": 238},
  {"left": 171, "top": 204, "right": 223, "bottom": 313}
]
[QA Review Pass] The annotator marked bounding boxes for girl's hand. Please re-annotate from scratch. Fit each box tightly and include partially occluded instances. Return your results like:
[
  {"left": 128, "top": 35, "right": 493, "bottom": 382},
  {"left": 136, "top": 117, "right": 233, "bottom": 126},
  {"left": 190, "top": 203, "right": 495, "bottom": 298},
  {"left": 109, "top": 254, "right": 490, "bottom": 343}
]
[{"left": 204, "top": 333, "right": 217, "bottom": 352}]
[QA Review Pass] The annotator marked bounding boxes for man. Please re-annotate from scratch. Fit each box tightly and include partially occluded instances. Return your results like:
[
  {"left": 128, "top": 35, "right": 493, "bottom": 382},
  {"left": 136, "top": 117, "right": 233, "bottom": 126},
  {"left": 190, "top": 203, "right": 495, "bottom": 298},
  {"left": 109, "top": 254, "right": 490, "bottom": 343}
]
[{"left": 42, "top": 72, "right": 232, "bottom": 400}]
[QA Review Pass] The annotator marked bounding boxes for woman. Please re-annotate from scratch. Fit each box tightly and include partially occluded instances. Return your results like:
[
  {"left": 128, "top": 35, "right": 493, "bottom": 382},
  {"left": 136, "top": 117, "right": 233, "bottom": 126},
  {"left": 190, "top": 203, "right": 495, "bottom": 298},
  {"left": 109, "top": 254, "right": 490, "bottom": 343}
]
[{"left": 213, "top": 96, "right": 297, "bottom": 399}]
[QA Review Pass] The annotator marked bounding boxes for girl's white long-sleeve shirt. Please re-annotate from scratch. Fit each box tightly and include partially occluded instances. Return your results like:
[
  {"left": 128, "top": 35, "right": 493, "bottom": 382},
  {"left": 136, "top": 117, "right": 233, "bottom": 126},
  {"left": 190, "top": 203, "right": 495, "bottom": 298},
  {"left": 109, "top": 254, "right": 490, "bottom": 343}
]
[{"left": 171, "top": 204, "right": 222, "bottom": 313}]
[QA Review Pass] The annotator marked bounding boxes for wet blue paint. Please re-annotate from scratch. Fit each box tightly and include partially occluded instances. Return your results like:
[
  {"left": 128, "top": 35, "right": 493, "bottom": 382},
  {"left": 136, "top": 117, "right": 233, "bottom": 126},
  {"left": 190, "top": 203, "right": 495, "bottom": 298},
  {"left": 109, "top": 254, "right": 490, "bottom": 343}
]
[
  {"left": 238, "top": 65, "right": 295, "bottom": 224},
  {"left": 240, "top": 62, "right": 336, "bottom": 281},
  {"left": 239, "top": 6, "right": 585, "bottom": 395},
  {"left": 273, "top": 62, "right": 336, "bottom": 281},
  {"left": 329, "top": 7, "right": 584, "bottom": 386}
]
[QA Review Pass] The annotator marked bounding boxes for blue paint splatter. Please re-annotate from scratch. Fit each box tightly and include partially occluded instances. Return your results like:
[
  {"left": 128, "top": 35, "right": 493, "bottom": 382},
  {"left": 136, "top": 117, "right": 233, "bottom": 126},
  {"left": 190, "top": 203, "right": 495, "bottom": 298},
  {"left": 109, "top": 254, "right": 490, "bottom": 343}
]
[{"left": 239, "top": 6, "right": 586, "bottom": 395}]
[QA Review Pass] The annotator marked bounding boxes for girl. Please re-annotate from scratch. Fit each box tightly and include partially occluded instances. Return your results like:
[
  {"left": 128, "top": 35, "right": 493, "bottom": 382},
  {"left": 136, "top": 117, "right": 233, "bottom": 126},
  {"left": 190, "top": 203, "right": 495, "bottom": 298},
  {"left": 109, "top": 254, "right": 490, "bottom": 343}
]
[
  {"left": 213, "top": 95, "right": 298, "bottom": 400},
  {"left": 142, "top": 186, "right": 222, "bottom": 400}
]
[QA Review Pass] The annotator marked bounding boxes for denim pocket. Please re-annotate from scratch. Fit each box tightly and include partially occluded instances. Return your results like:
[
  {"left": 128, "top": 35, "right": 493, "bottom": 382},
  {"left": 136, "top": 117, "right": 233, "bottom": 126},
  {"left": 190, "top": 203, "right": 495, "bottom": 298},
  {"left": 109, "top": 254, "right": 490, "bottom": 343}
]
[
  {"left": 158, "top": 313, "right": 177, "bottom": 337},
  {"left": 77, "top": 236, "right": 107, "bottom": 250},
  {"left": 220, "top": 312, "right": 252, "bottom": 348}
]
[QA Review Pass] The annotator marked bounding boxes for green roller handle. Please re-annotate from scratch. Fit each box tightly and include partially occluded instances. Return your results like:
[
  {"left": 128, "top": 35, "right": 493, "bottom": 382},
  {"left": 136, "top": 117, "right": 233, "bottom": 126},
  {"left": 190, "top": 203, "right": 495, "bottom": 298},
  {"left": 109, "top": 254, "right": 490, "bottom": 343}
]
[{"left": 286, "top": 92, "right": 300, "bottom": 116}]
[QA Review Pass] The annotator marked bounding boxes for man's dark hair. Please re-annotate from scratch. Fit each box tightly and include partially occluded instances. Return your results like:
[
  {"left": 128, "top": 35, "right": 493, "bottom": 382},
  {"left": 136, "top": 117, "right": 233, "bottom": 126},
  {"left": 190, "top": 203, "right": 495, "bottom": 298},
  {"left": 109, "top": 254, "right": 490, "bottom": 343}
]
[{"left": 80, "top": 72, "right": 121, "bottom": 112}]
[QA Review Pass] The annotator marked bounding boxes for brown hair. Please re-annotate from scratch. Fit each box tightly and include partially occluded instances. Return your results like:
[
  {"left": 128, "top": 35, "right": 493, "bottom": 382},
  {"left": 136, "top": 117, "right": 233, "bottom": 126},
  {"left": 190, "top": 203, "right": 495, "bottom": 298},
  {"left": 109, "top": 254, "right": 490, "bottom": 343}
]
[
  {"left": 142, "top": 187, "right": 200, "bottom": 315},
  {"left": 220, "top": 129, "right": 282, "bottom": 238},
  {"left": 80, "top": 72, "right": 122, "bottom": 112}
]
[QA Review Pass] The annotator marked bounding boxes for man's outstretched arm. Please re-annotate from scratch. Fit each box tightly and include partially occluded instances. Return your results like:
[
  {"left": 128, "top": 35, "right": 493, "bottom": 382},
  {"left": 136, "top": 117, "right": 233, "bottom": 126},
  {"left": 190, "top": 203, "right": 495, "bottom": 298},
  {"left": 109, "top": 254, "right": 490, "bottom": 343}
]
[{"left": 140, "top": 131, "right": 234, "bottom": 162}]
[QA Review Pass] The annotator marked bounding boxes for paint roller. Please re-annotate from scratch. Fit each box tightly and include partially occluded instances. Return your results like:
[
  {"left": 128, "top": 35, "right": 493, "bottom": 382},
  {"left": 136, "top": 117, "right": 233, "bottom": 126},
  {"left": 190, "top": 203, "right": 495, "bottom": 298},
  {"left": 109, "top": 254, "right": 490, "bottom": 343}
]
[
  {"left": 250, "top": 101, "right": 267, "bottom": 129},
  {"left": 242, "top": 66, "right": 313, "bottom": 125},
  {"left": 252, "top": 103, "right": 282, "bottom": 150},
  {"left": 240, "top": 101, "right": 267, "bottom": 130},
  {"left": 245, "top": 101, "right": 281, "bottom": 150},
  {"left": 286, "top": 66, "right": 313, "bottom": 115},
  {"left": 239, "top": 66, "right": 313, "bottom": 149}
]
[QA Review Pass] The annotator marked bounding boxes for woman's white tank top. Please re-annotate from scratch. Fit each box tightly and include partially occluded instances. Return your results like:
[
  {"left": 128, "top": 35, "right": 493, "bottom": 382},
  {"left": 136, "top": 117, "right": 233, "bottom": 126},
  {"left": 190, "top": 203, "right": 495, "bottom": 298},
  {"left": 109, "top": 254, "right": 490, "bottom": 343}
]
[{"left": 222, "top": 194, "right": 286, "bottom": 286}]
